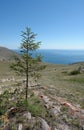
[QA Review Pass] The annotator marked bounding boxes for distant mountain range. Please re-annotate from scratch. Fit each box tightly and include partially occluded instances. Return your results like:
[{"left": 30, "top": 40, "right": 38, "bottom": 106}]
[{"left": 0, "top": 46, "right": 19, "bottom": 61}]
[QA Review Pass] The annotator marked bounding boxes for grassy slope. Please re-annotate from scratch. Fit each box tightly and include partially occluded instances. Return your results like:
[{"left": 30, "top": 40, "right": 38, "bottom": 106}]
[
  {"left": 0, "top": 61, "right": 84, "bottom": 108},
  {"left": 0, "top": 46, "right": 19, "bottom": 61},
  {"left": 39, "top": 62, "right": 84, "bottom": 107},
  {"left": 0, "top": 61, "right": 16, "bottom": 79}
]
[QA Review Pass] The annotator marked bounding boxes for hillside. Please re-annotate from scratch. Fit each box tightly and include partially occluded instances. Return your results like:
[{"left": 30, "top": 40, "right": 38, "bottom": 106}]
[
  {"left": 0, "top": 61, "right": 84, "bottom": 129},
  {"left": 0, "top": 46, "right": 19, "bottom": 61}
]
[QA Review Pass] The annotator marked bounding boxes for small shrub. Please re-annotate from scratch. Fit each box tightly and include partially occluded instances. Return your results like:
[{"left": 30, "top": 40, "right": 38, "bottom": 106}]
[
  {"left": 16, "top": 95, "right": 47, "bottom": 117},
  {"left": 0, "top": 108, "right": 6, "bottom": 115},
  {"left": 69, "top": 69, "right": 80, "bottom": 75},
  {"left": 3, "top": 90, "right": 10, "bottom": 98},
  {"left": 16, "top": 99, "right": 27, "bottom": 108},
  {"left": 27, "top": 103, "right": 46, "bottom": 117}
]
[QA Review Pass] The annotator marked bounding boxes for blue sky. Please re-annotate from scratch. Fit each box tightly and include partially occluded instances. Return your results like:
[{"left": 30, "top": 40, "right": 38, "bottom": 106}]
[{"left": 0, "top": 0, "right": 84, "bottom": 49}]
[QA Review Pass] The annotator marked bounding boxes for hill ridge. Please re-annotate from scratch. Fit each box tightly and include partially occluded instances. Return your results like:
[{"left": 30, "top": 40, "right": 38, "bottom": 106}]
[{"left": 0, "top": 46, "right": 19, "bottom": 61}]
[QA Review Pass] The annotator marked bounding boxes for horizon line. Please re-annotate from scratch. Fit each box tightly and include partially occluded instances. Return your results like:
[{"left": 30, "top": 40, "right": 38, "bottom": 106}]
[{"left": 0, "top": 45, "right": 84, "bottom": 50}]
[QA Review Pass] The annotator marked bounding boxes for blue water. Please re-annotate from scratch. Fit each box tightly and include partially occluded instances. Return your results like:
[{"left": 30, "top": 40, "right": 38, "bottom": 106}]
[
  {"left": 14, "top": 49, "right": 84, "bottom": 65},
  {"left": 35, "top": 49, "right": 84, "bottom": 64}
]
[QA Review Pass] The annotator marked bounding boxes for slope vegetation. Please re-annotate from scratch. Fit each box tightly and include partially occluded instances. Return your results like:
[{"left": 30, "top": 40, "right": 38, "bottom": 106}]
[{"left": 0, "top": 46, "right": 19, "bottom": 61}]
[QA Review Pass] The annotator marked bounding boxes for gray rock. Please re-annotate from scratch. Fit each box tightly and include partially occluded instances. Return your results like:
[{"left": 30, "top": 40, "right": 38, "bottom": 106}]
[
  {"left": 23, "top": 112, "right": 32, "bottom": 120},
  {"left": 50, "top": 106, "right": 60, "bottom": 116},
  {"left": 40, "top": 118, "right": 51, "bottom": 130},
  {"left": 58, "top": 124, "right": 70, "bottom": 130},
  {"left": 3, "top": 124, "right": 11, "bottom": 130},
  {"left": 54, "top": 128, "right": 59, "bottom": 130},
  {"left": 82, "top": 125, "right": 84, "bottom": 130},
  {"left": 17, "top": 123, "right": 23, "bottom": 130},
  {"left": 42, "top": 96, "right": 50, "bottom": 103}
]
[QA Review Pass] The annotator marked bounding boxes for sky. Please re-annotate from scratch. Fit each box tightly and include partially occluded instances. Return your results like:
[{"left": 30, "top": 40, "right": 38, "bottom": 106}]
[{"left": 0, "top": 0, "right": 84, "bottom": 49}]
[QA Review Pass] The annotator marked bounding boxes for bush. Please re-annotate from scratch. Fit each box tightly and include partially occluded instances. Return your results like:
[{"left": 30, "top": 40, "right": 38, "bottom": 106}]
[
  {"left": 69, "top": 69, "right": 80, "bottom": 75},
  {"left": 16, "top": 95, "right": 47, "bottom": 117},
  {"left": 0, "top": 108, "right": 6, "bottom": 115}
]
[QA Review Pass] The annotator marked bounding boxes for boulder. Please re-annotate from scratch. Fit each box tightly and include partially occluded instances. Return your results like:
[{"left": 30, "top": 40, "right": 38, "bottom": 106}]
[{"left": 40, "top": 118, "right": 51, "bottom": 130}]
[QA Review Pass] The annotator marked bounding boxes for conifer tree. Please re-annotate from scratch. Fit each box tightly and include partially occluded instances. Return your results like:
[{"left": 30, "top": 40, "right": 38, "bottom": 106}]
[{"left": 10, "top": 27, "right": 45, "bottom": 101}]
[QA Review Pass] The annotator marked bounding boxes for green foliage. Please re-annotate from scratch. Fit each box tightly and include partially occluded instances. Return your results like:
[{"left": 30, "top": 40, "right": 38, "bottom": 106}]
[
  {"left": 0, "top": 92, "right": 9, "bottom": 115},
  {"left": 10, "top": 27, "right": 46, "bottom": 101},
  {"left": 10, "top": 56, "right": 25, "bottom": 76},
  {"left": 10, "top": 27, "right": 44, "bottom": 77},
  {"left": 28, "top": 104, "right": 45, "bottom": 117},
  {"left": 69, "top": 69, "right": 80, "bottom": 75},
  {"left": 16, "top": 95, "right": 47, "bottom": 117},
  {"left": 68, "top": 77, "right": 84, "bottom": 84},
  {"left": 2, "top": 90, "right": 10, "bottom": 99},
  {"left": 0, "top": 108, "right": 6, "bottom": 115}
]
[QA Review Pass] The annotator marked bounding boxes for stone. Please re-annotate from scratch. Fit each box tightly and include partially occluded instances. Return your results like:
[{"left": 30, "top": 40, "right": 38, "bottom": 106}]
[
  {"left": 58, "top": 124, "right": 70, "bottom": 130},
  {"left": 3, "top": 124, "right": 11, "bottom": 130},
  {"left": 17, "top": 123, "right": 23, "bottom": 130},
  {"left": 82, "top": 125, "right": 84, "bottom": 130},
  {"left": 54, "top": 128, "right": 58, "bottom": 130},
  {"left": 41, "top": 95, "right": 50, "bottom": 103},
  {"left": 23, "top": 112, "right": 32, "bottom": 120},
  {"left": 49, "top": 105, "right": 60, "bottom": 116},
  {"left": 40, "top": 118, "right": 51, "bottom": 130}
]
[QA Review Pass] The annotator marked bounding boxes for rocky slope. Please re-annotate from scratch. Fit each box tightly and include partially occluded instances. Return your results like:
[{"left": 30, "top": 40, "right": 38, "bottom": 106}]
[
  {"left": 0, "top": 56, "right": 84, "bottom": 129},
  {"left": 0, "top": 79, "right": 84, "bottom": 130}
]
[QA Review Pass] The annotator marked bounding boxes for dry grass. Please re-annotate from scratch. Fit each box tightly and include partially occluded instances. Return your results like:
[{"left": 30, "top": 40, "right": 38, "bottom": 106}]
[
  {"left": 0, "top": 61, "right": 13, "bottom": 78},
  {"left": 39, "top": 62, "right": 84, "bottom": 108},
  {"left": 0, "top": 61, "right": 84, "bottom": 108}
]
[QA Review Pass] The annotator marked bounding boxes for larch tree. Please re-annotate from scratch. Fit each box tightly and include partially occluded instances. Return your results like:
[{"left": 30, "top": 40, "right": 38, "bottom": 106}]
[{"left": 10, "top": 27, "right": 46, "bottom": 101}]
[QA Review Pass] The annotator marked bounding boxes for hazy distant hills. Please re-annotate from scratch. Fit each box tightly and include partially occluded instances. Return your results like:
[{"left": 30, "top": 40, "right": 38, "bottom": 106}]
[{"left": 0, "top": 46, "right": 19, "bottom": 61}]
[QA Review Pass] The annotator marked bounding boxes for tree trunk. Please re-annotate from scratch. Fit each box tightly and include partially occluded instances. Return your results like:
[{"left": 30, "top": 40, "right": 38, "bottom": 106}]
[
  {"left": 26, "top": 71, "right": 28, "bottom": 101},
  {"left": 26, "top": 58, "right": 28, "bottom": 102}
]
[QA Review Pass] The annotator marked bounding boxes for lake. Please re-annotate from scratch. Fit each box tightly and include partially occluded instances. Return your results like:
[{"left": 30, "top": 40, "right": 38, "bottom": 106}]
[
  {"left": 35, "top": 49, "right": 84, "bottom": 64},
  {"left": 14, "top": 49, "right": 84, "bottom": 64}
]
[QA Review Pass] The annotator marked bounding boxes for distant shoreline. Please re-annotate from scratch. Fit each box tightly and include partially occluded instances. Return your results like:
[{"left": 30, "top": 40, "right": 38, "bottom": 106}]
[{"left": 13, "top": 49, "right": 84, "bottom": 65}]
